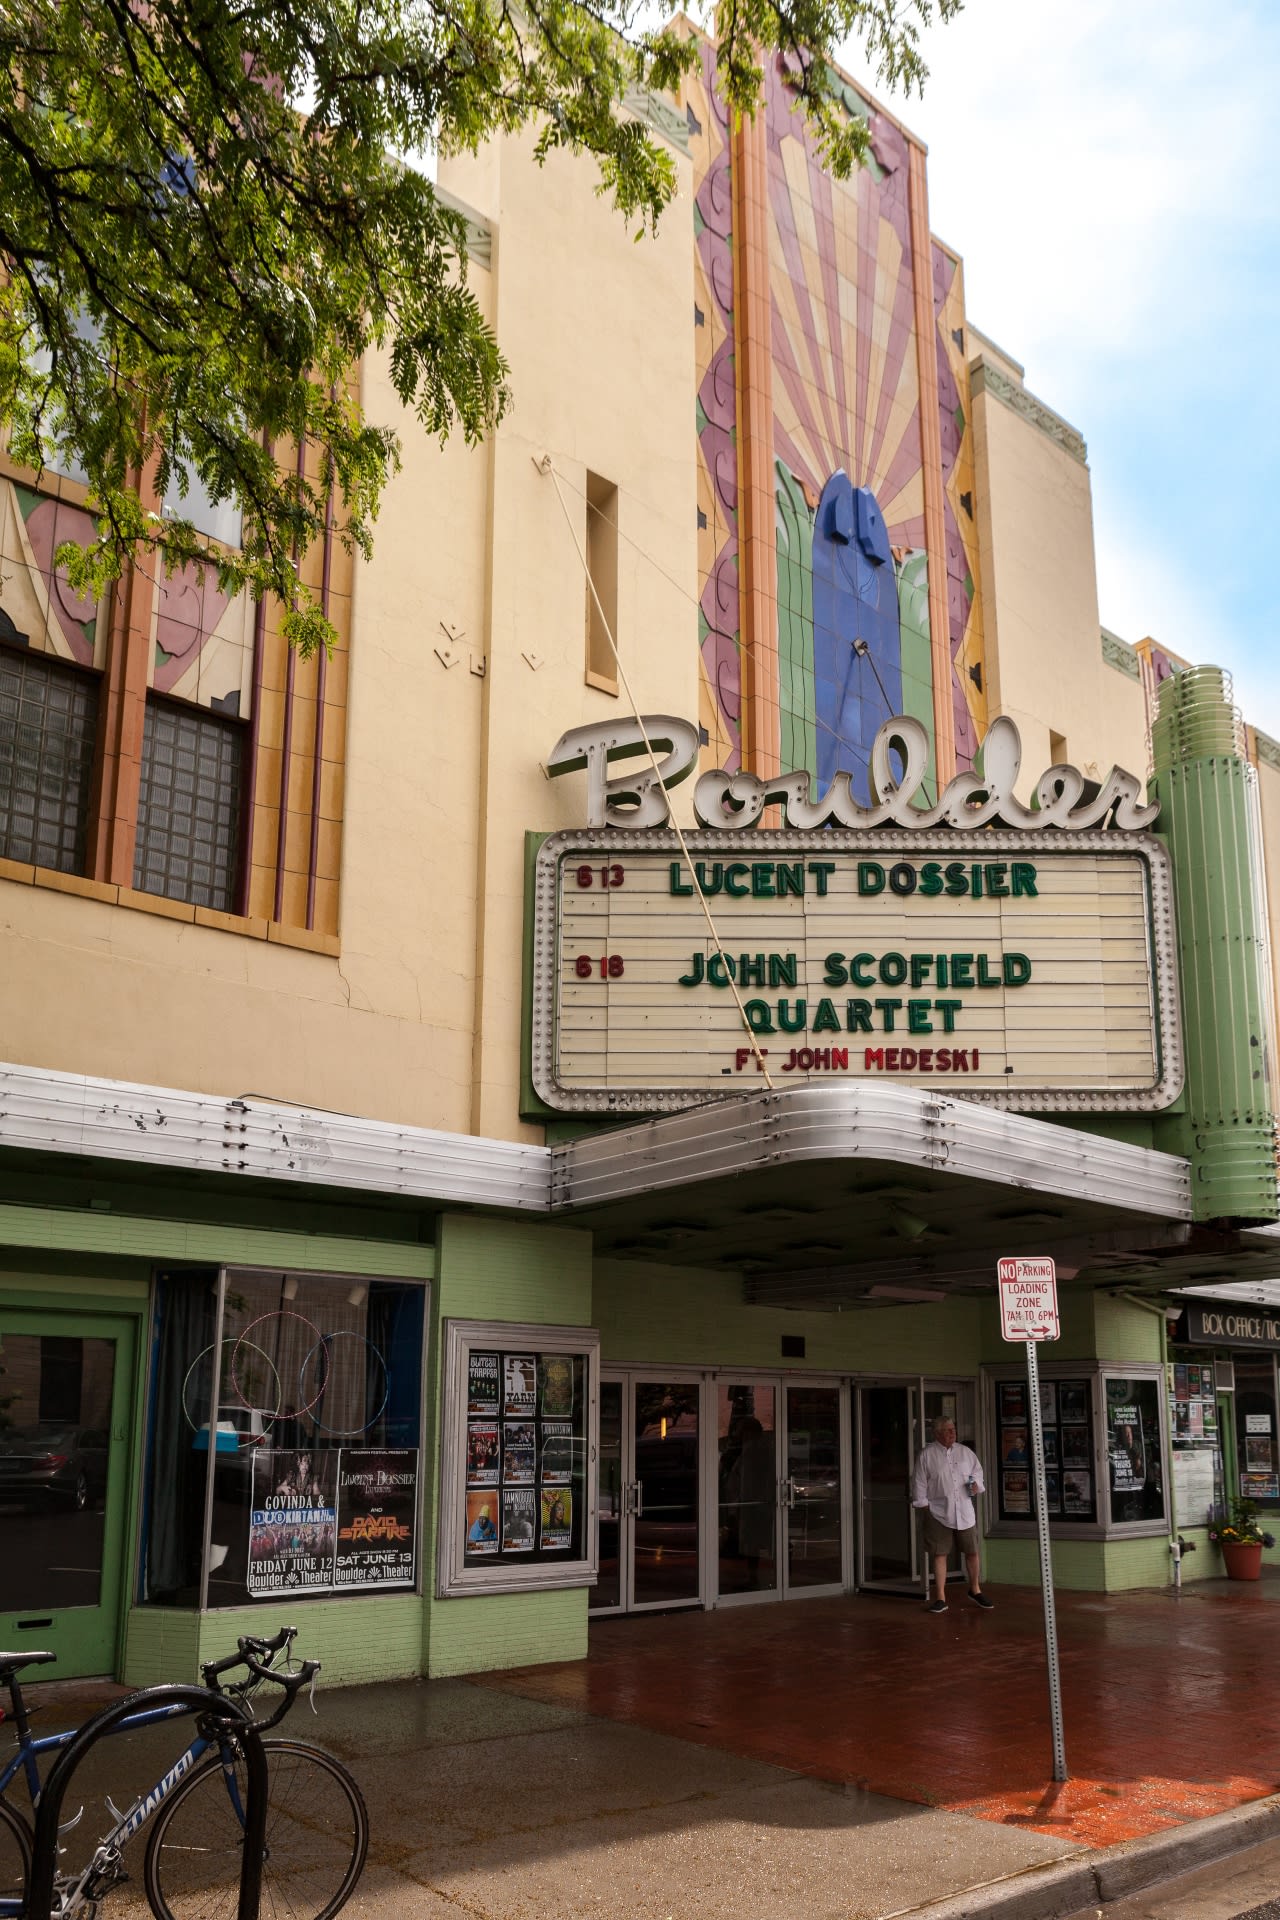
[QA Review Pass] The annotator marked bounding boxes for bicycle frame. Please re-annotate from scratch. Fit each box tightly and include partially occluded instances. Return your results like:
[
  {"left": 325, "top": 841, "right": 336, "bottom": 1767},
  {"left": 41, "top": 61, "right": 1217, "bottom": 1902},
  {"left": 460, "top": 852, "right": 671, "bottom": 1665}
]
[{"left": 1, "top": 1701, "right": 240, "bottom": 1918}]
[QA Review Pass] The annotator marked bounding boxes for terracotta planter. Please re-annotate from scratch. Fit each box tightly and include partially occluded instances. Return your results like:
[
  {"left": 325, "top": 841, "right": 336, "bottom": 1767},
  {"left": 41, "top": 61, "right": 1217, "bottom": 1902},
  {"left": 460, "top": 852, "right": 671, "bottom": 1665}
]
[{"left": 1221, "top": 1540, "right": 1264, "bottom": 1581}]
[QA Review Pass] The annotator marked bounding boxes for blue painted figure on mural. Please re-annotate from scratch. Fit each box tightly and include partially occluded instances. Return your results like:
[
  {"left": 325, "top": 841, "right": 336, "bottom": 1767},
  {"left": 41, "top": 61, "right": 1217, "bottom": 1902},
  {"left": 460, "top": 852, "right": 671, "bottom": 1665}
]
[{"left": 812, "top": 471, "right": 903, "bottom": 803}]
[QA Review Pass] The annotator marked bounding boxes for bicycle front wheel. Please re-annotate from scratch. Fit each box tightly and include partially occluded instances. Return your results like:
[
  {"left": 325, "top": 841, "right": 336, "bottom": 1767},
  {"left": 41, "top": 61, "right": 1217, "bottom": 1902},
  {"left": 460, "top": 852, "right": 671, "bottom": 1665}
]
[
  {"left": 143, "top": 1737, "right": 368, "bottom": 1920},
  {"left": 0, "top": 1796, "right": 32, "bottom": 1918}
]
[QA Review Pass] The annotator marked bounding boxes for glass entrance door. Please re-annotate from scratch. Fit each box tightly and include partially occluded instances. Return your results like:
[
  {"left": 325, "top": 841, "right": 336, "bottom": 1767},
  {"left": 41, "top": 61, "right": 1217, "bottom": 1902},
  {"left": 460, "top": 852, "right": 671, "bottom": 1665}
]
[
  {"left": 0, "top": 1311, "right": 136, "bottom": 1675},
  {"left": 590, "top": 1374, "right": 701, "bottom": 1614},
  {"left": 783, "top": 1382, "right": 845, "bottom": 1595},
  {"left": 716, "top": 1378, "right": 847, "bottom": 1603},
  {"left": 855, "top": 1378, "right": 979, "bottom": 1593},
  {"left": 717, "top": 1381, "right": 779, "bottom": 1600},
  {"left": 857, "top": 1382, "right": 919, "bottom": 1591}
]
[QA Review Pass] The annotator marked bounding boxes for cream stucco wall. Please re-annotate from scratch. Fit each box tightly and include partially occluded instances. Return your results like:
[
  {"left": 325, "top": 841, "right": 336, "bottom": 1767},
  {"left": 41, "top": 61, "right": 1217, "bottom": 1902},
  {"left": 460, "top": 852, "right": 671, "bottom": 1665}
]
[
  {"left": 0, "top": 126, "right": 697, "bottom": 1142},
  {"left": 442, "top": 129, "right": 698, "bottom": 1141},
  {"left": 970, "top": 347, "right": 1148, "bottom": 791}
]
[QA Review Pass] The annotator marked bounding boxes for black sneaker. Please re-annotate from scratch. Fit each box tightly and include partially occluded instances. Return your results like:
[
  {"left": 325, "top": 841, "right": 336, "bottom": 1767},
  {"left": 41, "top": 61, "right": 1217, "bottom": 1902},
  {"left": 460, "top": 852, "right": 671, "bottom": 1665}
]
[
  {"left": 925, "top": 1598, "right": 948, "bottom": 1614},
  {"left": 968, "top": 1590, "right": 995, "bottom": 1610}
]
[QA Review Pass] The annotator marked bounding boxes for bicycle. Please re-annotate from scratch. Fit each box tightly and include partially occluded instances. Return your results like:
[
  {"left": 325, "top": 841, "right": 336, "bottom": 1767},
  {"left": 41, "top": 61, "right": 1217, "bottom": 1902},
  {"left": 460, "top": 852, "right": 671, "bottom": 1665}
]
[{"left": 0, "top": 1626, "right": 368, "bottom": 1919}]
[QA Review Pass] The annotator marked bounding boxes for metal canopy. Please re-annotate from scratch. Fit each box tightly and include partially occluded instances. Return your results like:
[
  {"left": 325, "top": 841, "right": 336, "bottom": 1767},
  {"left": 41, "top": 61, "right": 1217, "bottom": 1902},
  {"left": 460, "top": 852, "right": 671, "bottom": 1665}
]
[
  {"left": 552, "top": 1083, "right": 1197, "bottom": 1304},
  {"left": 2, "top": 1057, "right": 1275, "bottom": 1307}
]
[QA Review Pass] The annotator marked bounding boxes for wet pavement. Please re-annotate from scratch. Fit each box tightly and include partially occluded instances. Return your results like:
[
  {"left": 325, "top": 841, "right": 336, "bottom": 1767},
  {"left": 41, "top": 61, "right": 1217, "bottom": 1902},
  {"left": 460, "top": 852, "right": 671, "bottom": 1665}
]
[
  {"left": 477, "top": 1579, "right": 1280, "bottom": 1849},
  {"left": 8, "top": 1575, "right": 1280, "bottom": 1917},
  {"left": 10, "top": 1667, "right": 1076, "bottom": 1919}
]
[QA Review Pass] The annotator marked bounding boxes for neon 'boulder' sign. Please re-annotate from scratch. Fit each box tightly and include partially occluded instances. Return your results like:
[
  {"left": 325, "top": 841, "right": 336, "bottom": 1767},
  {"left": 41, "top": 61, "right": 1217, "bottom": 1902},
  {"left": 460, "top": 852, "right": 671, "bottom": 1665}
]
[{"left": 544, "top": 713, "right": 1159, "bottom": 834}]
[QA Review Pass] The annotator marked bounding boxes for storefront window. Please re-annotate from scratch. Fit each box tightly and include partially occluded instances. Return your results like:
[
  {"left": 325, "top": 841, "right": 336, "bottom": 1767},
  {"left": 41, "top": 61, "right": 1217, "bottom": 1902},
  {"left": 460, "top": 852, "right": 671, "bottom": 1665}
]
[
  {"left": 992, "top": 1375, "right": 1095, "bottom": 1523},
  {"left": 1168, "top": 1357, "right": 1224, "bottom": 1526},
  {"left": 1235, "top": 1356, "right": 1280, "bottom": 1504},
  {"left": 143, "top": 1267, "right": 426, "bottom": 1608},
  {"left": 437, "top": 1319, "right": 598, "bottom": 1597},
  {"left": 1104, "top": 1375, "right": 1166, "bottom": 1526}
]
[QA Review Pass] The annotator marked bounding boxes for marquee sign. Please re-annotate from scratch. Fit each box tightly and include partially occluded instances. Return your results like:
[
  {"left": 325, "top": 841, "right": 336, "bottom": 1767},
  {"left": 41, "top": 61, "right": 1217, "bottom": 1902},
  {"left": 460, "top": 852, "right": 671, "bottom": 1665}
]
[
  {"left": 543, "top": 713, "right": 1161, "bottom": 836},
  {"left": 529, "top": 827, "right": 1183, "bottom": 1115}
]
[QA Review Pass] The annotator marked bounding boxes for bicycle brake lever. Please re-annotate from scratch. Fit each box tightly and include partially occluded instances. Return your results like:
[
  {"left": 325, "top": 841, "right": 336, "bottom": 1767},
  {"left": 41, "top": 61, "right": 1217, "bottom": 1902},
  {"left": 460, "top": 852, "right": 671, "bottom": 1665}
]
[{"left": 308, "top": 1668, "right": 319, "bottom": 1715}]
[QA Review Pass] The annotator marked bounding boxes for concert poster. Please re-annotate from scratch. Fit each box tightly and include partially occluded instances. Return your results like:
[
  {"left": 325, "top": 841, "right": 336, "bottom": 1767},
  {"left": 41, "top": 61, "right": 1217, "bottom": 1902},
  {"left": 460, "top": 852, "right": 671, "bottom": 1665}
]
[
  {"left": 247, "top": 1449, "right": 338, "bottom": 1597},
  {"left": 334, "top": 1450, "right": 417, "bottom": 1587}
]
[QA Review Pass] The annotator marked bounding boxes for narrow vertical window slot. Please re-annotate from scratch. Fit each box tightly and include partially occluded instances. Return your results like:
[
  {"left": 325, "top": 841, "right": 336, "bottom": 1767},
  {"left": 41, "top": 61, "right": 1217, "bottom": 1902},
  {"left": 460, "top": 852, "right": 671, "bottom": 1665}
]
[{"left": 584, "top": 473, "right": 619, "bottom": 695}]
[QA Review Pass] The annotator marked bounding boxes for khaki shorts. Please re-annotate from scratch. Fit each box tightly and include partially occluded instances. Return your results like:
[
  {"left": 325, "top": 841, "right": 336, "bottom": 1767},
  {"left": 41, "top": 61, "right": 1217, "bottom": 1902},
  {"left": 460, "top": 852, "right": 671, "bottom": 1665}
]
[{"left": 921, "top": 1511, "right": 979, "bottom": 1557}]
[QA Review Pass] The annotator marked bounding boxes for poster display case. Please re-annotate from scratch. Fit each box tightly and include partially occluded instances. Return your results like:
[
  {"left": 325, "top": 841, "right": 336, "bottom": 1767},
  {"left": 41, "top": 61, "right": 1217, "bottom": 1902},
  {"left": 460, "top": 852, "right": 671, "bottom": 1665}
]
[
  {"left": 1167, "top": 1358, "right": 1225, "bottom": 1524},
  {"left": 986, "top": 1362, "right": 1168, "bottom": 1538},
  {"left": 1233, "top": 1356, "right": 1280, "bottom": 1504},
  {"left": 437, "top": 1319, "right": 599, "bottom": 1597},
  {"left": 991, "top": 1374, "right": 1095, "bottom": 1524},
  {"left": 1103, "top": 1374, "right": 1166, "bottom": 1525}
]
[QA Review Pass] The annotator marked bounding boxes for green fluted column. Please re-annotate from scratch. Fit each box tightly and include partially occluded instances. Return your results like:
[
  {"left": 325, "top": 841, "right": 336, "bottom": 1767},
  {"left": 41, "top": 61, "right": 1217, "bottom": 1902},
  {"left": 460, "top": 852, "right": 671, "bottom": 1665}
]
[{"left": 1152, "top": 667, "right": 1277, "bottom": 1223}]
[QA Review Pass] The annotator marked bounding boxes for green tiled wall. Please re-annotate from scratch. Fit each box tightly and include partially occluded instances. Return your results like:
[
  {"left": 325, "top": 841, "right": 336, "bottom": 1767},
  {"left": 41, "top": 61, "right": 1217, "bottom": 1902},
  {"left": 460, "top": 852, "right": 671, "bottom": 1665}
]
[
  {"left": 428, "top": 1588, "right": 587, "bottom": 1676},
  {"left": 124, "top": 1600, "right": 423, "bottom": 1688},
  {"left": 421, "top": 1215, "right": 594, "bottom": 1676},
  {"left": 593, "top": 1258, "right": 984, "bottom": 1374},
  {"left": 984, "top": 1533, "right": 1173, "bottom": 1592}
]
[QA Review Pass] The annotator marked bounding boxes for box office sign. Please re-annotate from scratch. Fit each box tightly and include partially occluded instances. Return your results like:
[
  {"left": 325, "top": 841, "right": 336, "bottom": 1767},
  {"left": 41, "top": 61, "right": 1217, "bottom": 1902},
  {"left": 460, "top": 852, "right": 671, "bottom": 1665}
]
[
  {"left": 530, "top": 828, "right": 1182, "bottom": 1115},
  {"left": 1177, "top": 1304, "right": 1280, "bottom": 1349}
]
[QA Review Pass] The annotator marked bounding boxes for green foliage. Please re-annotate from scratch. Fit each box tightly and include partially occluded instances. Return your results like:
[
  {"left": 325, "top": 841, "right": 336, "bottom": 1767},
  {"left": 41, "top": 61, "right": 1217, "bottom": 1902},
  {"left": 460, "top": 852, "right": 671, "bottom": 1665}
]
[
  {"left": 1209, "top": 1498, "right": 1276, "bottom": 1549},
  {"left": 0, "top": 0, "right": 959, "bottom": 654}
]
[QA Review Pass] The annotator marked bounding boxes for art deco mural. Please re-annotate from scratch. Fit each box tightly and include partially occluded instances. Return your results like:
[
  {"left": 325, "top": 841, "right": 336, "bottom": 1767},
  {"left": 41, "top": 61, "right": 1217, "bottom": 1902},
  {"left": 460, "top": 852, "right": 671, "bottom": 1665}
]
[
  {"left": 686, "top": 43, "right": 740, "bottom": 772},
  {"left": 687, "top": 50, "right": 987, "bottom": 794},
  {"left": 0, "top": 475, "right": 254, "bottom": 716}
]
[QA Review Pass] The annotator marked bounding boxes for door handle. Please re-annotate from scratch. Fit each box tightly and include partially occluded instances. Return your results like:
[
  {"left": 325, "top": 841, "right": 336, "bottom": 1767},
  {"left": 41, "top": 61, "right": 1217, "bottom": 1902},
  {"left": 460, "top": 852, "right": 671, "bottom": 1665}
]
[{"left": 631, "top": 1481, "right": 643, "bottom": 1519}]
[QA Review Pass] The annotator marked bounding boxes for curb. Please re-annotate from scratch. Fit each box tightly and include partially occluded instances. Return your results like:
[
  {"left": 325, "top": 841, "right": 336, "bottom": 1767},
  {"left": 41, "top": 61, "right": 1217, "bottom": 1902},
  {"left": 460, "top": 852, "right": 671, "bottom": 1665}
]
[{"left": 886, "top": 1793, "right": 1280, "bottom": 1920}]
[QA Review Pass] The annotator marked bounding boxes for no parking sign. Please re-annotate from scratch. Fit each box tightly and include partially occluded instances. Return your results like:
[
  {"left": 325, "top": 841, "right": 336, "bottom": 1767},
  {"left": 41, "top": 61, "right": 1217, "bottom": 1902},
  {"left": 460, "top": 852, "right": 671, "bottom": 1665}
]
[{"left": 997, "top": 1256, "right": 1059, "bottom": 1342}]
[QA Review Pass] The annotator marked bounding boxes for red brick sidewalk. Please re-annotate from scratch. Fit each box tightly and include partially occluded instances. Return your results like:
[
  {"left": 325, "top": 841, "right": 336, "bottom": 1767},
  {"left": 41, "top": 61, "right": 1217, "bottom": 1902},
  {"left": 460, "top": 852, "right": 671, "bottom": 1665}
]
[{"left": 476, "top": 1579, "right": 1280, "bottom": 1848}]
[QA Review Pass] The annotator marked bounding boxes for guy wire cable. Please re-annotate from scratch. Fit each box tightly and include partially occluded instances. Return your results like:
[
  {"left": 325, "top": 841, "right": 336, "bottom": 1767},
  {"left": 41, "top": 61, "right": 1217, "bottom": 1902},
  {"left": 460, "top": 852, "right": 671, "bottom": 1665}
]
[
  {"left": 536, "top": 453, "right": 775, "bottom": 1089},
  {"left": 552, "top": 457, "right": 937, "bottom": 807}
]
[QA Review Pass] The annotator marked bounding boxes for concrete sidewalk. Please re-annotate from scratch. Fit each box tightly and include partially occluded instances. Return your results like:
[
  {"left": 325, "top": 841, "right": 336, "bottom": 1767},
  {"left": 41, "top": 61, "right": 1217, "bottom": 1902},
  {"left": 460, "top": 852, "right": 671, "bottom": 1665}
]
[
  {"left": 320, "top": 1676, "right": 1077, "bottom": 1920},
  {"left": 16, "top": 1577, "right": 1280, "bottom": 1919}
]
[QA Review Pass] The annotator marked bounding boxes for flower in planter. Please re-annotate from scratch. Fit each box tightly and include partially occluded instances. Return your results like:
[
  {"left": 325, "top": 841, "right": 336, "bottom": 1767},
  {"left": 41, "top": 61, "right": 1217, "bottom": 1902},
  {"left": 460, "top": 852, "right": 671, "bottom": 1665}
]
[{"left": 1208, "top": 1498, "right": 1274, "bottom": 1548}]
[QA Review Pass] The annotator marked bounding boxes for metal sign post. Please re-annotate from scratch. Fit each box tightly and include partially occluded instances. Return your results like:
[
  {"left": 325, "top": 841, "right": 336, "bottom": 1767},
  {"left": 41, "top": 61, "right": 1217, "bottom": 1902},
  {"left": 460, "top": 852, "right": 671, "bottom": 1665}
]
[{"left": 998, "top": 1255, "right": 1067, "bottom": 1784}]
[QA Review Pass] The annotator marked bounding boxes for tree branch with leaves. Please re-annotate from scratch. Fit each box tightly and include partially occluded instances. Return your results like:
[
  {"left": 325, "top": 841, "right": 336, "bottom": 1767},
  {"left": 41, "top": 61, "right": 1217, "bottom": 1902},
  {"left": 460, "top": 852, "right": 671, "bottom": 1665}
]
[{"left": 0, "top": 0, "right": 960, "bottom": 655}]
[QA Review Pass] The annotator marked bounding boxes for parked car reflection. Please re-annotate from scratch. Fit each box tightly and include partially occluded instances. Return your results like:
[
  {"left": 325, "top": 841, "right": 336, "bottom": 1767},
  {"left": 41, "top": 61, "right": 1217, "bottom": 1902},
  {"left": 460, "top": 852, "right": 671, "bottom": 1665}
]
[{"left": 0, "top": 1425, "right": 108, "bottom": 1509}]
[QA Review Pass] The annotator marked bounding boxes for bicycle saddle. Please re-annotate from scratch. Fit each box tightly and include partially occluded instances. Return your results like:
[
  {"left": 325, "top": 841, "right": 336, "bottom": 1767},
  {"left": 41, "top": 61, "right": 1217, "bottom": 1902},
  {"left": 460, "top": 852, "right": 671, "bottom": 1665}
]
[{"left": 0, "top": 1650, "right": 56, "bottom": 1677}]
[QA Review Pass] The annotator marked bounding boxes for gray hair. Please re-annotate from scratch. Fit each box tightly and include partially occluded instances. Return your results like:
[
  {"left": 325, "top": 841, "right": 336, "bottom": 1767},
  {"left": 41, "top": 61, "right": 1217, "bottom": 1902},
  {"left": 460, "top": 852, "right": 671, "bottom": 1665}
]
[{"left": 932, "top": 1414, "right": 956, "bottom": 1435}]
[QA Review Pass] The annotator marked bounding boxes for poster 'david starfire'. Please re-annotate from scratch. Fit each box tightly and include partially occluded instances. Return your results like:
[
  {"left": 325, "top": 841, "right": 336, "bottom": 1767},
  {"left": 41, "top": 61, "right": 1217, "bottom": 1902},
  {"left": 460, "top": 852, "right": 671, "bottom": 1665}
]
[{"left": 334, "top": 1450, "right": 419, "bottom": 1587}]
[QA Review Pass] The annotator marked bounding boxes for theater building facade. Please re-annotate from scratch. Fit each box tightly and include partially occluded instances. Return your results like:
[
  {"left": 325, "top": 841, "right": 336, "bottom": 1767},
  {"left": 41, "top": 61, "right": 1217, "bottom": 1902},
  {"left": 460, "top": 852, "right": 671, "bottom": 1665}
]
[{"left": 2, "top": 45, "right": 1280, "bottom": 1684}]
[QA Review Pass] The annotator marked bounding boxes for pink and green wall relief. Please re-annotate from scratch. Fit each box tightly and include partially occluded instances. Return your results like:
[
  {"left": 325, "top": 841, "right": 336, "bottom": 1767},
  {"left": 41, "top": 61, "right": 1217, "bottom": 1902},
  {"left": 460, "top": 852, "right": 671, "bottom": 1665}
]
[
  {"left": 686, "top": 44, "right": 741, "bottom": 772},
  {"left": 689, "top": 44, "right": 988, "bottom": 790},
  {"left": 763, "top": 61, "right": 936, "bottom": 802},
  {"left": 931, "top": 242, "right": 987, "bottom": 770}
]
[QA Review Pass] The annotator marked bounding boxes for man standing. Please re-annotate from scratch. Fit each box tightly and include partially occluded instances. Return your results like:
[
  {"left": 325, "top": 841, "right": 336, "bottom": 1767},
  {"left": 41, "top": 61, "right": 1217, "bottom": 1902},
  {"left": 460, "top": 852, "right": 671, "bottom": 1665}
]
[{"left": 911, "top": 1414, "right": 995, "bottom": 1614}]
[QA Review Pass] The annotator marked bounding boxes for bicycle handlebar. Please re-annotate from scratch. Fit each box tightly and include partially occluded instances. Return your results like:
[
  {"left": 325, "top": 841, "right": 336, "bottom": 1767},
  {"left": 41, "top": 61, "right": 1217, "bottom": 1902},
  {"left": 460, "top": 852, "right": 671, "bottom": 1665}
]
[{"left": 200, "top": 1626, "right": 322, "bottom": 1730}]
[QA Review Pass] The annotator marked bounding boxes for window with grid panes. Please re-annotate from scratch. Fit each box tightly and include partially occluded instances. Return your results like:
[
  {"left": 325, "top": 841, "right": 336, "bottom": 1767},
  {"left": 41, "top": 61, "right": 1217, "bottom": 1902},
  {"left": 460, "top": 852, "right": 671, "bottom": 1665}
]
[
  {"left": 0, "top": 646, "right": 99, "bottom": 873},
  {"left": 133, "top": 696, "right": 244, "bottom": 910}
]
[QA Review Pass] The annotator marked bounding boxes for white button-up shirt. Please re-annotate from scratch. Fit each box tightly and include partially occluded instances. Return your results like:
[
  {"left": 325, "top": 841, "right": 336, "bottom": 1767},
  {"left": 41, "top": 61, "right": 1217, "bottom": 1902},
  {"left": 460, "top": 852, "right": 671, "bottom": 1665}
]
[{"left": 912, "top": 1440, "right": 985, "bottom": 1529}]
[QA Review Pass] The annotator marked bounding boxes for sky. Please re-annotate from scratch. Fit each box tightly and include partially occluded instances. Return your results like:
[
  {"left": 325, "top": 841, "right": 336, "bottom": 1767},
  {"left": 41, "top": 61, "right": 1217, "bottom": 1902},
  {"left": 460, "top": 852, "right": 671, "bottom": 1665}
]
[{"left": 839, "top": 0, "right": 1280, "bottom": 735}]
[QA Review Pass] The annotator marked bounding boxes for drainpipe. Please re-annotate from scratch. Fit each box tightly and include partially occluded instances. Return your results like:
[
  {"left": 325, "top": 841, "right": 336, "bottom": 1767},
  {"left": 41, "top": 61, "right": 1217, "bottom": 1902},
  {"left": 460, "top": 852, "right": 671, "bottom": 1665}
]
[{"left": 1151, "top": 668, "right": 1279, "bottom": 1224}]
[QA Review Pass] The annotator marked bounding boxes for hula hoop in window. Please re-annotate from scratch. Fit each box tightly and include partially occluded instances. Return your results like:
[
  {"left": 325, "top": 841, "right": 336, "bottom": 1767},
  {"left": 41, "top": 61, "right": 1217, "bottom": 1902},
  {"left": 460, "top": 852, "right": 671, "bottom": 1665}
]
[
  {"left": 299, "top": 1331, "right": 391, "bottom": 1436},
  {"left": 231, "top": 1310, "right": 327, "bottom": 1421},
  {"left": 182, "top": 1339, "right": 282, "bottom": 1448}
]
